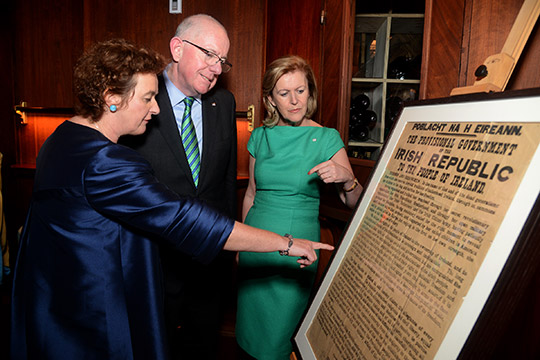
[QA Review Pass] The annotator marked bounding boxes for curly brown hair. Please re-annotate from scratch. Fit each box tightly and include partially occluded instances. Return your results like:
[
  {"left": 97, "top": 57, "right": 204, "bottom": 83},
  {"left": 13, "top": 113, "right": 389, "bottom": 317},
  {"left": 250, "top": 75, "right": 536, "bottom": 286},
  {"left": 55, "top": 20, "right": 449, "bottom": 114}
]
[
  {"left": 73, "top": 38, "right": 166, "bottom": 121},
  {"left": 262, "top": 55, "right": 318, "bottom": 127}
]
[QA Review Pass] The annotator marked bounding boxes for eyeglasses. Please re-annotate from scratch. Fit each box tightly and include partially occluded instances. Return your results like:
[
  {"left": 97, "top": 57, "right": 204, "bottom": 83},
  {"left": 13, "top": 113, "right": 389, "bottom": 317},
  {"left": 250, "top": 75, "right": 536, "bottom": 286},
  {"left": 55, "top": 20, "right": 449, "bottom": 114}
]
[{"left": 182, "top": 40, "right": 232, "bottom": 73}]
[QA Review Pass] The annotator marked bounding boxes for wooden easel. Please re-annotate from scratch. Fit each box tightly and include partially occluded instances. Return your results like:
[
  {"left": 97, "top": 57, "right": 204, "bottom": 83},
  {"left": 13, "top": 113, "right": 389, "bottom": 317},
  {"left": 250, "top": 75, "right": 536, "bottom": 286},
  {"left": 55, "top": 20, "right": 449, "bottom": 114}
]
[{"left": 450, "top": 0, "right": 540, "bottom": 96}]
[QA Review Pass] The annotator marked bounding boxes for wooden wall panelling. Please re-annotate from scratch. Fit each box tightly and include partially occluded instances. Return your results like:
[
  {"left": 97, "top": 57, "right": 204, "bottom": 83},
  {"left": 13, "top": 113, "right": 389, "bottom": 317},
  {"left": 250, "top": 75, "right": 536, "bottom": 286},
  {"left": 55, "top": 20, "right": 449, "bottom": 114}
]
[
  {"left": 83, "top": 0, "right": 265, "bottom": 178},
  {"left": 506, "top": 5, "right": 540, "bottom": 89},
  {"left": 82, "top": 0, "right": 181, "bottom": 61},
  {"left": 320, "top": 0, "right": 355, "bottom": 135},
  {"left": 2, "top": 0, "right": 83, "bottom": 248},
  {"left": 457, "top": 0, "right": 474, "bottom": 88},
  {"left": 81, "top": 0, "right": 265, "bottom": 117},
  {"left": 459, "top": 0, "right": 540, "bottom": 90},
  {"left": 423, "top": 0, "right": 540, "bottom": 99},
  {"left": 460, "top": 0, "right": 523, "bottom": 88},
  {"left": 264, "top": 0, "right": 323, "bottom": 121},
  {"left": 14, "top": 0, "right": 83, "bottom": 107},
  {"left": 220, "top": 1, "right": 266, "bottom": 177},
  {"left": 262, "top": 0, "right": 358, "bottom": 138},
  {"left": 420, "top": 0, "right": 466, "bottom": 99},
  {"left": 15, "top": 114, "right": 69, "bottom": 167},
  {"left": 264, "top": 0, "right": 322, "bottom": 75}
]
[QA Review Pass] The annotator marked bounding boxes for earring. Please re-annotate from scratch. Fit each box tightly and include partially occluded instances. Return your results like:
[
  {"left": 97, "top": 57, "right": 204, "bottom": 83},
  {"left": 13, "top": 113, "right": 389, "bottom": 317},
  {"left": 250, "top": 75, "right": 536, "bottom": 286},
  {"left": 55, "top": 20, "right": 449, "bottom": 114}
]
[{"left": 110, "top": 105, "right": 117, "bottom": 113}]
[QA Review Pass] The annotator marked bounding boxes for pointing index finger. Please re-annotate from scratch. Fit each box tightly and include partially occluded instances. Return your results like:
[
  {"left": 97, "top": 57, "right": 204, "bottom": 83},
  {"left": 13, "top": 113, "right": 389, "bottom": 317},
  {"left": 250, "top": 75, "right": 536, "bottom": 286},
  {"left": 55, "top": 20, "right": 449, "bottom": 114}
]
[{"left": 308, "top": 161, "right": 326, "bottom": 175}]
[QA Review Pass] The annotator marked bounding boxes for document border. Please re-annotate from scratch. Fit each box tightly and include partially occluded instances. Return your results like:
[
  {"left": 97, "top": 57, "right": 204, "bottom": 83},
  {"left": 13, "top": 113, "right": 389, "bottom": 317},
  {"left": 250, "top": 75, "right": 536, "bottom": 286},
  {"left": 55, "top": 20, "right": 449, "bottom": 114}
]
[{"left": 294, "top": 88, "right": 540, "bottom": 360}]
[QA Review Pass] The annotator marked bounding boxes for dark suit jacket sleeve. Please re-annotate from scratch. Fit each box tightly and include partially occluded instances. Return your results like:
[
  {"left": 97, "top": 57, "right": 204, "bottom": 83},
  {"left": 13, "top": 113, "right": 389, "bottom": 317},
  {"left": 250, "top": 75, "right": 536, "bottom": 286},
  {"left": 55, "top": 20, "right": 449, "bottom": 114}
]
[{"left": 223, "top": 93, "right": 237, "bottom": 219}]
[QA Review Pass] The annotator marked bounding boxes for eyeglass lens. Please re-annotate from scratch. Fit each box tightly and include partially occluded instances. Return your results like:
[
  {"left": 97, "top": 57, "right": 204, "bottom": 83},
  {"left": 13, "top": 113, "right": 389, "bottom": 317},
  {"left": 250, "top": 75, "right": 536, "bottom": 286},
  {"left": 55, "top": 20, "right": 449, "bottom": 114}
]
[{"left": 183, "top": 40, "right": 232, "bottom": 73}]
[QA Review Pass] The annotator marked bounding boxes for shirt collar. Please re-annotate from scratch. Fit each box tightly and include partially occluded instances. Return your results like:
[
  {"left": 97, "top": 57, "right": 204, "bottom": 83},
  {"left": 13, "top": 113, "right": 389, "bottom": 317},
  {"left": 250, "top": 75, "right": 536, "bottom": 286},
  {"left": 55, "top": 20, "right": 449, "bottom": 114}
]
[{"left": 163, "top": 64, "right": 201, "bottom": 107}]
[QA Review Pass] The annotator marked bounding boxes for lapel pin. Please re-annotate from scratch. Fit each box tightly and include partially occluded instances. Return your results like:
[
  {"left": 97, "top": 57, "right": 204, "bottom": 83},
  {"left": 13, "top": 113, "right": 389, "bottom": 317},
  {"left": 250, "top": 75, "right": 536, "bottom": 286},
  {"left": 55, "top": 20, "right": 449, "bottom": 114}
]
[{"left": 211, "top": 102, "right": 216, "bottom": 107}]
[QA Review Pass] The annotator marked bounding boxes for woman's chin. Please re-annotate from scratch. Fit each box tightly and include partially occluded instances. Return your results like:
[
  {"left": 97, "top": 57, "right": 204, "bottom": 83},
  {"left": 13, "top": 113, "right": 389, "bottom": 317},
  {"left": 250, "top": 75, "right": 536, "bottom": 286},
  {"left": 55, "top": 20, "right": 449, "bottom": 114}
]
[
  {"left": 283, "top": 117, "right": 305, "bottom": 126},
  {"left": 132, "top": 124, "right": 148, "bottom": 135}
]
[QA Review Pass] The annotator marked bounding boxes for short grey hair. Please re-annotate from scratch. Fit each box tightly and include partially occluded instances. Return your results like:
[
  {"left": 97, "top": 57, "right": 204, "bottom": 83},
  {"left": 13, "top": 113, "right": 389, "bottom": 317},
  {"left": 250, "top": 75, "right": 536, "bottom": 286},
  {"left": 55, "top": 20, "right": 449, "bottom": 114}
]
[{"left": 175, "top": 14, "right": 227, "bottom": 39}]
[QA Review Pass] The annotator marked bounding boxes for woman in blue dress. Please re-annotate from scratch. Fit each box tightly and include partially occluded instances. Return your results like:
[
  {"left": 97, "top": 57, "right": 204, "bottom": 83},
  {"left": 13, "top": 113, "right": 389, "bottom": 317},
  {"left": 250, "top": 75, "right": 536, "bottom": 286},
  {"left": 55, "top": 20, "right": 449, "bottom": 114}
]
[
  {"left": 10, "top": 40, "right": 332, "bottom": 360},
  {"left": 236, "top": 55, "right": 364, "bottom": 359}
]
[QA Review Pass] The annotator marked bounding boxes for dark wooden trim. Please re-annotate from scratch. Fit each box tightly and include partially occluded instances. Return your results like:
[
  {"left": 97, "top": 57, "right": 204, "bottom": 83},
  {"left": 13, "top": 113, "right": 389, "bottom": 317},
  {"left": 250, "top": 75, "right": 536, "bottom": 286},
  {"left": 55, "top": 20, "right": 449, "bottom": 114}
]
[
  {"left": 14, "top": 106, "right": 74, "bottom": 115},
  {"left": 14, "top": 105, "right": 253, "bottom": 120}
]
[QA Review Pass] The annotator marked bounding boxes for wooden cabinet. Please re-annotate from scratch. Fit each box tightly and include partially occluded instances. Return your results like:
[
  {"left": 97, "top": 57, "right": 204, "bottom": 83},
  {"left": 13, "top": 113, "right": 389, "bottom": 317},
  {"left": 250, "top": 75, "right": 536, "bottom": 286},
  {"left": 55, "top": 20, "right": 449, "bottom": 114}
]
[{"left": 348, "top": 12, "right": 424, "bottom": 160}]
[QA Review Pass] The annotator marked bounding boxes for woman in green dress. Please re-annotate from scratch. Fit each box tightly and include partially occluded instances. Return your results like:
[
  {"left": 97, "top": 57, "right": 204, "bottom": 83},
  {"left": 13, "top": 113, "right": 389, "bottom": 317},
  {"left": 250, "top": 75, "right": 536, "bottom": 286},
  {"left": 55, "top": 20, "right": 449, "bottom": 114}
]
[{"left": 236, "top": 55, "right": 363, "bottom": 359}]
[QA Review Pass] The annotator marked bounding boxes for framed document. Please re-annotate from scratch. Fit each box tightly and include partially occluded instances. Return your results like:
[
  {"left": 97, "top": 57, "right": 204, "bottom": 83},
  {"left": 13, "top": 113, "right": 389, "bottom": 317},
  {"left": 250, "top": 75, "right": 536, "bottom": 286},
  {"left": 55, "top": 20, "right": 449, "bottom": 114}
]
[{"left": 294, "top": 89, "right": 540, "bottom": 359}]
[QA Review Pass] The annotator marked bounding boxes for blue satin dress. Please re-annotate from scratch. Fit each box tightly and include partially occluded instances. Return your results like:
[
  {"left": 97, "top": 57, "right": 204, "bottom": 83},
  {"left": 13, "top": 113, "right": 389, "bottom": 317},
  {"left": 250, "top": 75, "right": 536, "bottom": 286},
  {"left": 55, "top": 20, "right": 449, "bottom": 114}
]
[{"left": 10, "top": 121, "right": 234, "bottom": 360}]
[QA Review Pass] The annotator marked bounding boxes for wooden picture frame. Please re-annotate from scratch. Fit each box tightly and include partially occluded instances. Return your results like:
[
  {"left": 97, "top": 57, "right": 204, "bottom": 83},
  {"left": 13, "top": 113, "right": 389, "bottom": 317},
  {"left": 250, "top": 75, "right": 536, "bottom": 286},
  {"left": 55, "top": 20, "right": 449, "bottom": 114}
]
[{"left": 294, "top": 88, "right": 540, "bottom": 359}]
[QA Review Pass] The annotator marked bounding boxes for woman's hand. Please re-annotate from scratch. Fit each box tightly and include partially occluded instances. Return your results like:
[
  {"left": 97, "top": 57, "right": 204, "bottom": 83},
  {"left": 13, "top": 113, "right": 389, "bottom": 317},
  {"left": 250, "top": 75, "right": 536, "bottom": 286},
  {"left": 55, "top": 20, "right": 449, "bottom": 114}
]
[
  {"left": 225, "top": 222, "right": 333, "bottom": 267},
  {"left": 288, "top": 238, "right": 334, "bottom": 268},
  {"left": 308, "top": 148, "right": 362, "bottom": 209},
  {"left": 308, "top": 159, "right": 354, "bottom": 185}
]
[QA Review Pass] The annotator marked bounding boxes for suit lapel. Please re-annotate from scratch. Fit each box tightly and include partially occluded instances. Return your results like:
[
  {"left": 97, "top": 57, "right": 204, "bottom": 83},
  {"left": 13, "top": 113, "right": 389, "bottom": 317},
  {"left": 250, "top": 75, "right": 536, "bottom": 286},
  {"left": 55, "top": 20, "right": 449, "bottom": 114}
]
[
  {"left": 200, "top": 92, "right": 219, "bottom": 189},
  {"left": 156, "top": 75, "right": 195, "bottom": 187}
]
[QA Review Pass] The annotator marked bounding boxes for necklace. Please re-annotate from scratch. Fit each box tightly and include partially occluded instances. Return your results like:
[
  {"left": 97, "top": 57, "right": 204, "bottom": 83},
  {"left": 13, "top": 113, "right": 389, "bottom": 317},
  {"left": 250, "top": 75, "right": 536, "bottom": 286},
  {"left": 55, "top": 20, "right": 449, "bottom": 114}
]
[{"left": 89, "top": 120, "right": 114, "bottom": 142}]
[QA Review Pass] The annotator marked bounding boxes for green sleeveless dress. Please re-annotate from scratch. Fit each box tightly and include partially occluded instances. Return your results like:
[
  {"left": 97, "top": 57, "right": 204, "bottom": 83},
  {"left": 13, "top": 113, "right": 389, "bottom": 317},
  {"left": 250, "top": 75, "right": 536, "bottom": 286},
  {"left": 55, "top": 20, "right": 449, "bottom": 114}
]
[{"left": 236, "top": 125, "right": 344, "bottom": 360}]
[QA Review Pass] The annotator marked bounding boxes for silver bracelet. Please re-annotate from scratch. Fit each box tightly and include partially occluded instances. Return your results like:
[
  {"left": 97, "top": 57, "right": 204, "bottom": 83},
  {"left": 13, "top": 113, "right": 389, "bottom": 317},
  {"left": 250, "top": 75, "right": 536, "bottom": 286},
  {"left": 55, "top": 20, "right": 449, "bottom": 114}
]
[{"left": 279, "top": 234, "right": 294, "bottom": 256}]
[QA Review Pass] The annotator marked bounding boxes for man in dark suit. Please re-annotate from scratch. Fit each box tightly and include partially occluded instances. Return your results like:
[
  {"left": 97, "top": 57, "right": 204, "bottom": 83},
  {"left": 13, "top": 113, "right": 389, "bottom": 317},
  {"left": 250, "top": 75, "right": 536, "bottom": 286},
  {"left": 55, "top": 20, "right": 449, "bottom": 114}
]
[{"left": 121, "top": 14, "right": 237, "bottom": 359}]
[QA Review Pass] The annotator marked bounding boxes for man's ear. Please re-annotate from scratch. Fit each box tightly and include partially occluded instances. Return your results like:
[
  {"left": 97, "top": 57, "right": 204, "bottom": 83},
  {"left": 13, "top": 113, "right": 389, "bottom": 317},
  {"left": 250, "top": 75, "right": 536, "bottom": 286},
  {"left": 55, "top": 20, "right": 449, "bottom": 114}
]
[{"left": 170, "top": 37, "right": 184, "bottom": 62}]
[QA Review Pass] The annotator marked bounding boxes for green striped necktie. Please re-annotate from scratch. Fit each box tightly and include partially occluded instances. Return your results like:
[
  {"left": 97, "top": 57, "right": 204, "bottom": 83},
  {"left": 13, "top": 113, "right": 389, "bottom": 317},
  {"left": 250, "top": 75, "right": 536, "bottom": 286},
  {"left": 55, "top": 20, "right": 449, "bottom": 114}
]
[{"left": 181, "top": 97, "right": 200, "bottom": 187}]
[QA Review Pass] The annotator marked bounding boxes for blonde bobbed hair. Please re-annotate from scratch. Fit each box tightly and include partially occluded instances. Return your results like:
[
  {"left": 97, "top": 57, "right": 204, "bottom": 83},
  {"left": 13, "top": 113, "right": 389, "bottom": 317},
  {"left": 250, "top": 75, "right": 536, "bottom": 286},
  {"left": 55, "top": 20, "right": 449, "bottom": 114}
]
[{"left": 262, "top": 55, "right": 318, "bottom": 127}]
